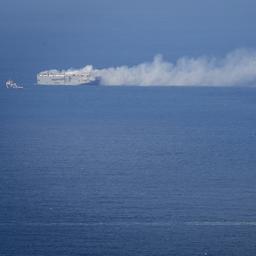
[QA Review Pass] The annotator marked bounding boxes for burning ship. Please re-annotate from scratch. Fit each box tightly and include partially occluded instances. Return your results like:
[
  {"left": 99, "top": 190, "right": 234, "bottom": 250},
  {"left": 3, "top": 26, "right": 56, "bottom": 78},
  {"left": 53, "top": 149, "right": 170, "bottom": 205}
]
[{"left": 37, "top": 65, "right": 98, "bottom": 86}]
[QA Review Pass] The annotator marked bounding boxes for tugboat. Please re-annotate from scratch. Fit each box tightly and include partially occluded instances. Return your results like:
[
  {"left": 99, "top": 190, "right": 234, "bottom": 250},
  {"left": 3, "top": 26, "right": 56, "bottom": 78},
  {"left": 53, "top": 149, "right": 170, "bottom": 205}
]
[{"left": 5, "top": 80, "right": 23, "bottom": 89}]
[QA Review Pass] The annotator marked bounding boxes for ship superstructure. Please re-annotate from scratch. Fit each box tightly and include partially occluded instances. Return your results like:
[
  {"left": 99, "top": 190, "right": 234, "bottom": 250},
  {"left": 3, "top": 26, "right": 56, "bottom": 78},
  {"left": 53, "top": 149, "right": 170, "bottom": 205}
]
[{"left": 37, "top": 65, "right": 96, "bottom": 86}]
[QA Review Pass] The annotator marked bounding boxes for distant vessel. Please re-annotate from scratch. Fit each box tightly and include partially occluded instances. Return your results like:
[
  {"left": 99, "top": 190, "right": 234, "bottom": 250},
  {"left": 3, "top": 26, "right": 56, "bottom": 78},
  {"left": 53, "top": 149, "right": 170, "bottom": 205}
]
[
  {"left": 37, "top": 65, "right": 97, "bottom": 86},
  {"left": 5, "top": 80, "right": 23, "bottom": 89}
]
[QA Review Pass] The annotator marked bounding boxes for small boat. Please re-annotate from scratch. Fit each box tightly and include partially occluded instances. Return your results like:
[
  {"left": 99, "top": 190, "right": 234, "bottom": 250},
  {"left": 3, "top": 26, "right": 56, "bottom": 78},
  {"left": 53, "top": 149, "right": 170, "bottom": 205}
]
[{"left": 5, "top": 80, "right": 23, "bottom": 89}]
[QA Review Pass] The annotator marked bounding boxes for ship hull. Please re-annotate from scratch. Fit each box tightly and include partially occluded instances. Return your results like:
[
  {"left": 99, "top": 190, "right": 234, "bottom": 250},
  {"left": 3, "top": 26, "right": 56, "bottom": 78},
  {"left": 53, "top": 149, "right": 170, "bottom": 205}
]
[
  {"left": 37, "top": 65, "right": 98, "bottom": 86},
  {"left": 37, "top": 80, "right": 100, "bottom": 86},
  {"left": 37, "top": 76, "right": 99, "bottom": 86}
]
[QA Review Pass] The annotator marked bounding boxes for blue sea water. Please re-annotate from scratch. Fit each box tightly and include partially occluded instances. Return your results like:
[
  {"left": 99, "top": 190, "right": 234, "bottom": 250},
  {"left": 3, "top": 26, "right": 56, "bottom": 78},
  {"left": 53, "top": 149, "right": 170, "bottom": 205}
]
[{"left": 1, "top": 86, "right": 256, "bottom": 256}]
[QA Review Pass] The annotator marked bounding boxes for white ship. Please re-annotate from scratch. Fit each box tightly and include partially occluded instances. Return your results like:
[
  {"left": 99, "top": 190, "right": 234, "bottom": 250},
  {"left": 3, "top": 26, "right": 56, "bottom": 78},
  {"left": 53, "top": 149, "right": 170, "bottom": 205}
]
[
  {"left": 37, "top": 65, "right": 97, "bottom": 86},
  {"left": 5, "top": 80, "right": 23, "bottom": 89}
]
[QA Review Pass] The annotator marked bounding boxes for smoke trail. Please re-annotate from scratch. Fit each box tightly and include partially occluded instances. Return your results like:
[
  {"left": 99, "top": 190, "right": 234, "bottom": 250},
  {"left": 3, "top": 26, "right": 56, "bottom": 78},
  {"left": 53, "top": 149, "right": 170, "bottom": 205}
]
[
  {"left": 39, "top": 49, "right": 256, "bottom": 86},
  {"left": 95, "top": 49, "right": 256, "bottom": 86}
]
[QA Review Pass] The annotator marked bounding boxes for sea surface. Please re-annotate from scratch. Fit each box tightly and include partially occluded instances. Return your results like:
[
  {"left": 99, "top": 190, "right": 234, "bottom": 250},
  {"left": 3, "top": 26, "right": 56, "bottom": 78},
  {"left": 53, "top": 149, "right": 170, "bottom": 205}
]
[{"left": 0, "top": 86, "right": 256, "bottom": 256}]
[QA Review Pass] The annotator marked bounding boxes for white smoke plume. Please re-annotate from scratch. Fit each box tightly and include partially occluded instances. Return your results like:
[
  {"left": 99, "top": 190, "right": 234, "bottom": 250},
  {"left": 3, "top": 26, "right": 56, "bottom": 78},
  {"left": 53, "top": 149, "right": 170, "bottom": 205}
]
[
  {"left": 40, "top": 49, "right": 256, "bottom": 86},
  {"left": 95, "top": 49, "right": 256, "bottom": 86}
]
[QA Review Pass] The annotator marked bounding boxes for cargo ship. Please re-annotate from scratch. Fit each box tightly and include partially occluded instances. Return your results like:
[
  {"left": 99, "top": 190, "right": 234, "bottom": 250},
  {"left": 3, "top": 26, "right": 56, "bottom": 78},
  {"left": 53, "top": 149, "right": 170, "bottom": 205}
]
[{"left": 37, "top": 65, "right": 97, "bottom": 86}]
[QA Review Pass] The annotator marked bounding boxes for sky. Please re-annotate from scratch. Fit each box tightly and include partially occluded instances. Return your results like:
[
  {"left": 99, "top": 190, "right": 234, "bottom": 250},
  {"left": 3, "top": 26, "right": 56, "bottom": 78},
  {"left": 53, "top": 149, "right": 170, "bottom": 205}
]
[{"left": 0, "top": 0, "right": 256, "bottom": 81}]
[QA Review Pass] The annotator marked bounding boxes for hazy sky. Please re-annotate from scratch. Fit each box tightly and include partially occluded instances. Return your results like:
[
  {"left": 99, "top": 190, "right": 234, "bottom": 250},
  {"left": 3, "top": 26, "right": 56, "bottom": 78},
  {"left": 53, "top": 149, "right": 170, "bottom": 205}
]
[{"left": 1, "top": 0, "right": 256, "bottom": 71}]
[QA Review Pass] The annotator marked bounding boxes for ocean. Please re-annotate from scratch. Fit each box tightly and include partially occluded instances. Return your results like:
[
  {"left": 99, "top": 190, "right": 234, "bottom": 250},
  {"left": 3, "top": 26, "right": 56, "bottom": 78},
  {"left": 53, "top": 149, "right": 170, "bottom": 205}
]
[{"left": 1, "top": 86, "right": 256, "bottom": 255}]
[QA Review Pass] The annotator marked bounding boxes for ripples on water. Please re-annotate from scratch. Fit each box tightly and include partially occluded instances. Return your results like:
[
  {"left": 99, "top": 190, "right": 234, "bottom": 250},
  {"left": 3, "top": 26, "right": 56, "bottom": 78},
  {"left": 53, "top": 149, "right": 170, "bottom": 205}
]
[{"left": 1, "top": 86, "right": 256, "bottom": 256}]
